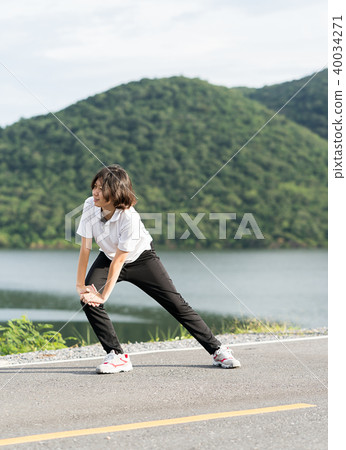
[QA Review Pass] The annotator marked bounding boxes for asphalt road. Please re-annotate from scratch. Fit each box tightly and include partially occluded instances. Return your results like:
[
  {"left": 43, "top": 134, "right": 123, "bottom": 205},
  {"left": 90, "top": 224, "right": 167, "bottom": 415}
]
[{"left": 0, "top": 337, "right": 327, "bottom": 449}]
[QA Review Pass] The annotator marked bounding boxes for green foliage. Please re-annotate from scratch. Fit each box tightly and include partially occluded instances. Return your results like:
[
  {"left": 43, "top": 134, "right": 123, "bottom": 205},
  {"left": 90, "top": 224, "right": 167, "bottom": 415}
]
[
  {"left": 0, "top": 316, "right": 70, "bottom": 355},
  {"left": 70, "top": 325, "right": 93, "bottom": 347},
  {"left": 216, "top": 317, "right": 296, "bottom": 335},
  {"left": 0, "top": 73, "right": 327, "bottom": 249},
  {"left": 148, "top": 324, "right": 192, "bottom": 342},
  {"left": 239, "top": 69, "right": 327, "bottom": 139},
  {"left": 147, "top": 318, "right": 299, "bottom": 342}
]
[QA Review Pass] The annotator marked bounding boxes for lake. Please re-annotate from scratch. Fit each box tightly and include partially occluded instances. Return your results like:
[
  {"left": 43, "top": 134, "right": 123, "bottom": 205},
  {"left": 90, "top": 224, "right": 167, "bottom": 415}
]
[{"left": 0, "top": 248, "right": 327, "bottom": 344}]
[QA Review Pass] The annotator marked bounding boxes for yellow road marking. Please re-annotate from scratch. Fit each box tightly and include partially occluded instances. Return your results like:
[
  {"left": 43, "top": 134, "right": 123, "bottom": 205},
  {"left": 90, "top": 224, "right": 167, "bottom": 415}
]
[{"left": 0, "top": 403, "right": 316, "bottom": 447}]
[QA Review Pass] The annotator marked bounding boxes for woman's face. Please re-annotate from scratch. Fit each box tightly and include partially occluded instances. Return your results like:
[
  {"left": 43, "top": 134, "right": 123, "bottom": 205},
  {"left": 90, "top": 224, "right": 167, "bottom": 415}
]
[{"left": 92, "top": 178, "right": 113, "bottom": 210}]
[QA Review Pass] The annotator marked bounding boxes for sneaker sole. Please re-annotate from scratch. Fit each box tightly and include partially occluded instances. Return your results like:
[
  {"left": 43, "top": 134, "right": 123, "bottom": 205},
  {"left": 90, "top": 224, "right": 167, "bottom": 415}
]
[
  {"left": 96, "top": 364, "right": 133, "bottom": 374},
  {"left": 213, "top": 361, "right": 241, "bottom": 369}
]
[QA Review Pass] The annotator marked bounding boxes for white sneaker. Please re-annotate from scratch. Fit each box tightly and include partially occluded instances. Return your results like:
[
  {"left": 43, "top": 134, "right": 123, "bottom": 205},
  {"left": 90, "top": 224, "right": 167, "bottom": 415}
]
[
  {"left": 96, "top": 350, "right": 133, "bottom": 374},
  {"left": 213, "top": 346, "right": 241, "bottom": 369}
]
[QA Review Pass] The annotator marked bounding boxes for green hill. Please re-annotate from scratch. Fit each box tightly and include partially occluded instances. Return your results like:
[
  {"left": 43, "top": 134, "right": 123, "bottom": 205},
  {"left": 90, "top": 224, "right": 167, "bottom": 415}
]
[
  {"left": 0, "top": 75, "right": 327, "bottom": 249},
  {"left": 238, "top": 69, "right": 327, "bottom": 139}
]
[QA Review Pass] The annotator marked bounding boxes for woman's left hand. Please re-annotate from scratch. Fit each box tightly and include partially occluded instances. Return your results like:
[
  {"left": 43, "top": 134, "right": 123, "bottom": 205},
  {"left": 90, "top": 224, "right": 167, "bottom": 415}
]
[{"left": 81, "top": 284, "right": 105, "bottom": 307}]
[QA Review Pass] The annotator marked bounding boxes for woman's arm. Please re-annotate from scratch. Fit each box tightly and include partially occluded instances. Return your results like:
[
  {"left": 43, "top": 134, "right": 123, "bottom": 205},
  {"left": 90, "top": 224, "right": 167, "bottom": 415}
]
[
  {"left": 81, "top": 247, "right": 128, "bottom": 306},
  {"left": 76, "top": 237, "right": 92, "bottom": 297}
]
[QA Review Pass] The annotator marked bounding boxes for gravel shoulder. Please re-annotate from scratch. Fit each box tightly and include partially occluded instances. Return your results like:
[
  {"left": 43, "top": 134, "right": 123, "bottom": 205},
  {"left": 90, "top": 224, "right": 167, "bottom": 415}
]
[{"left": 0, "top": 327, "right": 327, "bottom": 367}]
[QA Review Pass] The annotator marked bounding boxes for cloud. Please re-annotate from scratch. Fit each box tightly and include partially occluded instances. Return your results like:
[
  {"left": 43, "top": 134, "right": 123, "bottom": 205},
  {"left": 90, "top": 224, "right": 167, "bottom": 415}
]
[{"left": 0, "top": 0, "right": 327, "bottom": 126}]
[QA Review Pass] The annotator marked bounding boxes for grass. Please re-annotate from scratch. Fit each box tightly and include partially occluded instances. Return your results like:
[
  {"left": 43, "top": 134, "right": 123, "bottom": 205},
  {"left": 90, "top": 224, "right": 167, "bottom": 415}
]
[
  {"left": 148, "top": 324, "right": 193, "bottom": 342},
  {"left": 216, "top": 317, "right": 298, "bottom": 335},
  {"left": 69, "top": 325, "right": 93, "bottom": 347},
  {"left": 147, "top": 317, "right": 298, "bottom": 343}
]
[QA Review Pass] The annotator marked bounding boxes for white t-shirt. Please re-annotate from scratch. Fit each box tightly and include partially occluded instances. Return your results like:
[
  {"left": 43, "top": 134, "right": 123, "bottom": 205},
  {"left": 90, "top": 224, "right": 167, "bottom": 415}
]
[{"left": 76, "top": 196, "right": 153, "bottom": 262}]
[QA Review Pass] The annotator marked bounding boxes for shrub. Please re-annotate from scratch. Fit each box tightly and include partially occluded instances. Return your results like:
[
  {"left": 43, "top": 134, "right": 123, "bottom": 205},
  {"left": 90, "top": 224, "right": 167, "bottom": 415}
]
[{"left": 0, "top": 316, "right": 69, "bottom": 355}]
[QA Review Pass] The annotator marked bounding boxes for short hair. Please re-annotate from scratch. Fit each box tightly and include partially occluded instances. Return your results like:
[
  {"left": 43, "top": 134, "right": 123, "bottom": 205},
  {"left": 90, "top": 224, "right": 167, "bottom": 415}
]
[{"left": 91, "top": 165, "right": 137, "bottom": 210}]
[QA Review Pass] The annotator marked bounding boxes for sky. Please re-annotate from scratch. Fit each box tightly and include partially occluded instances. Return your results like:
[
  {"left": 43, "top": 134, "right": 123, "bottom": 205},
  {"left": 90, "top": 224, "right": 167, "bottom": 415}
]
[{"left": 0, "top": 0, "right": 328, "bottom": 127}]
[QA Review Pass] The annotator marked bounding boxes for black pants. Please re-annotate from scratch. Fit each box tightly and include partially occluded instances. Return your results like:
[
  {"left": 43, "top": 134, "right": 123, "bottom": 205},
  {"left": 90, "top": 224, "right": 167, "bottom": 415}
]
[{"left": 81, "top": 244, "right": 221, "bottom": 355}]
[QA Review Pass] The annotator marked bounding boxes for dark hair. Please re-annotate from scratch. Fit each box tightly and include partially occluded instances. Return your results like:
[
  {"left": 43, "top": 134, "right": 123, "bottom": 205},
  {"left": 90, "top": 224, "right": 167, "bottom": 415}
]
[{"left": 91, "top": 165, "right": 137, "bottom": 210}]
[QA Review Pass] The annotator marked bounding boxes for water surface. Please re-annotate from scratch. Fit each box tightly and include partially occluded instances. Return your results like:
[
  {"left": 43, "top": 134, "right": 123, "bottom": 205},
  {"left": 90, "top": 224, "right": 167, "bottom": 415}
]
[{"left": 0, "top": 248, "right": 327, "bottom": 343}]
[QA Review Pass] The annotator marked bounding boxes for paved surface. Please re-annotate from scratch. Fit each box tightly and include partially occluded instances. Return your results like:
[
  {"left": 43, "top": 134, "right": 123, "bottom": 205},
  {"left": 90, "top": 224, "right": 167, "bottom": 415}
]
[{"left": 0, "top": 338, "right": 327, "bottom": 449}]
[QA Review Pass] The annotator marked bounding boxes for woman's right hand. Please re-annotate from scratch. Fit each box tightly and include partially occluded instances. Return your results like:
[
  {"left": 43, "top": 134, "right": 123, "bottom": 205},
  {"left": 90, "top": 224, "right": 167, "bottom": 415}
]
[{"left": 80, "top": 284, "right": 102, "bottom": 307}]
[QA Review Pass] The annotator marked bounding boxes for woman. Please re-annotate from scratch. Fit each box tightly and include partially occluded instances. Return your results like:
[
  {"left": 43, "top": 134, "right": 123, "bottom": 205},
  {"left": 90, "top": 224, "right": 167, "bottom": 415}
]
[{"left": 76, "top": 164, "right": 241, "bottom": 374}]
